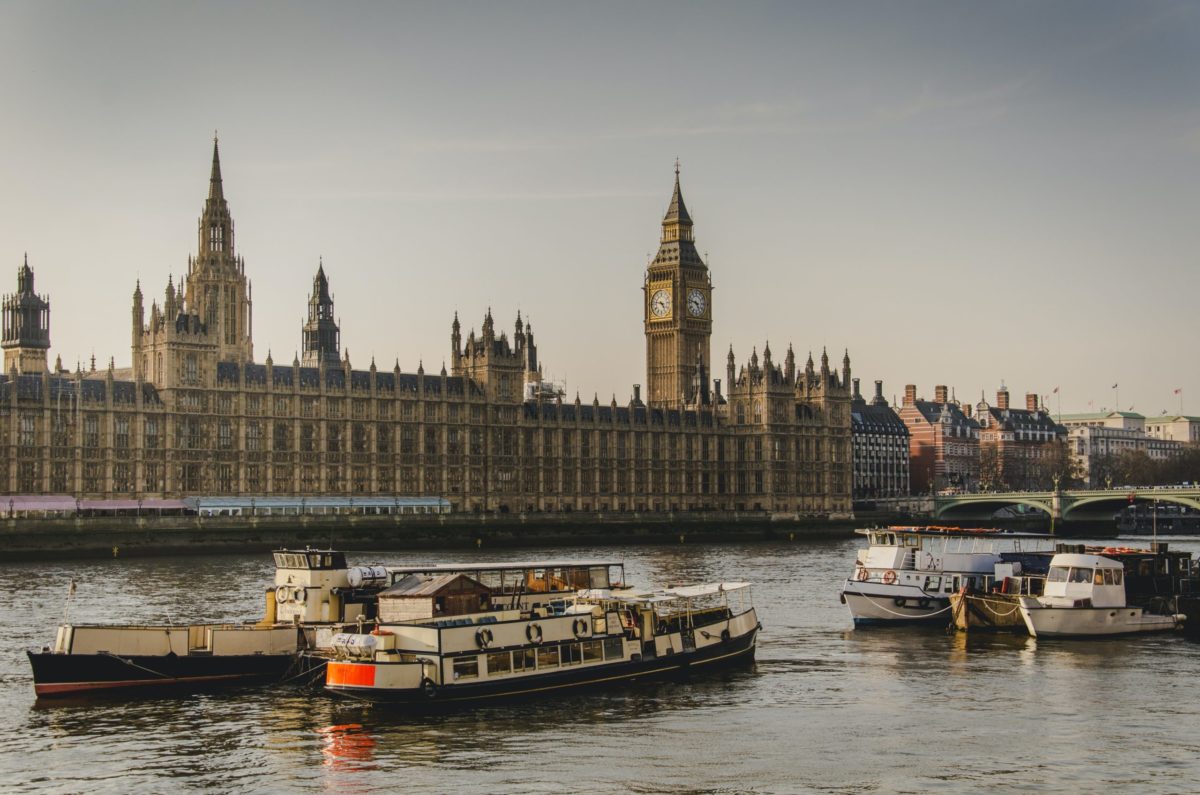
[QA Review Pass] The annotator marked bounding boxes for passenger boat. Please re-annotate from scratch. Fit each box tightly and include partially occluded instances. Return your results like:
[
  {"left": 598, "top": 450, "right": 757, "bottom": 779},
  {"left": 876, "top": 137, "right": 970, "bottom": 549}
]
[
  {"left": 27, "top": 548, "right": 390, "bottom": 698},
  {"left": 1018, "top": 552, "right": 1186, "bottom": 638},
  {"left": 315, "top": 561, "right": 759, "bottom": 704},
  {"left": 840, "top": 526, "right": 1052, "bottom": 626}
]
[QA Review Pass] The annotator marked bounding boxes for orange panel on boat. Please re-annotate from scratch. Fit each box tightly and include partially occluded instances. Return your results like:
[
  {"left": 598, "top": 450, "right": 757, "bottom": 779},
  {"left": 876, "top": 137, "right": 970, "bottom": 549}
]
[{"left": 326, "top": 662, "right": 376, "bottom": 687}]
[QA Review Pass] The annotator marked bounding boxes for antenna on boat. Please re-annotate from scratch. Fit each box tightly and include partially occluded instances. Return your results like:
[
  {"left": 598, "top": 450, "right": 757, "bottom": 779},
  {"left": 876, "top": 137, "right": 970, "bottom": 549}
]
[{"left": 62, "top": 579, "right": 77, "bottom": 625}]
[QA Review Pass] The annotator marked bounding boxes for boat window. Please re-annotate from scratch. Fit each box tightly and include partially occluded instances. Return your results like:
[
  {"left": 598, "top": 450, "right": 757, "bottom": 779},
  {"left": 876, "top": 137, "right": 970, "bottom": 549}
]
[
  {"left": 1112, "top": 569, "right": 1122, "bottom": 586},
  {"left": 582, "top": 640, "right": 603, "bottom": 662},
  {"left": 308, "top": 554, "right": 322, "bottom": 568},
  {"left": 904, "top": 535, "right": 920, "bottom": 547},
  {"left": 563, "top": 643, "right": 582, "bottom": 666},
  {"left": 1047, "top": 567, "right": 1068, "bottom": 583},
  {"left": 486, "top": 652, "right": 511, "bottom": 676},
  {"left": 1103, "top": 569, "right": 1115, "bottom": 586},
  {"left": 452, "top": 657, "right": 479, "bottom": 680},
  {"left": 1094, "top": 569, "right": 1105, "bottom": 586},
  {"left": 536, "top": 646, "right": 559, "bottom": 669},
  {"left": 924, "top": 576, "right": 941, "bottom": 592},
  {"left": 603, "top": 637, "right": 624, "bottom": 660},
  {"left": 273, "top": 553, "right": 286, "bottom": 567},
  {"left": 1068, "top": 567, "right": 1093, "bottom": 584},
  {"left": 513, "top": 649, "right": 536, "bottom": 672}
]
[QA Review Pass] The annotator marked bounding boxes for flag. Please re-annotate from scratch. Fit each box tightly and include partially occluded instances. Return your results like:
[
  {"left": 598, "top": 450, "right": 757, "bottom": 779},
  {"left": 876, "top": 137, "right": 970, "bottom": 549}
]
[
  {"left": 1175, "top": 388, "right": 1182, "bottom": 395},
  {"left": 1052, "top": 386, "right": 1059, "bottom": 394},
  {"left": 67, "top": 579, "right": 76, "bottom": 598},
  {"left": 1112, "top": 383, "right": 1118, "bottom": 389}
]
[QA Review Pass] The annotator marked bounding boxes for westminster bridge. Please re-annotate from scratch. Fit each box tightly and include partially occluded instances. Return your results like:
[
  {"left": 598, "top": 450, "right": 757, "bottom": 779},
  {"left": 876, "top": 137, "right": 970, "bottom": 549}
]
[{"left": 930, "top": 487, "right": 1200, "bottom": 523}]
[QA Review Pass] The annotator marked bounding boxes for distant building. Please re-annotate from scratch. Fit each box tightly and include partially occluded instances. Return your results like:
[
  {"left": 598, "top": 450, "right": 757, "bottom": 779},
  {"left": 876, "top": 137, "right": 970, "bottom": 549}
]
[
  {"left": 974, "top": 387, "right": 1066, "bottom": 491},
  {"left": 1059, "top": 412, "right": 1185, "bottom": 487},
  {"left": 898, "top": 384, "right": 980, "bottom": 494},
  {"left": 1145, "top": 415, "right": 1200, "bottom": 445},
  {"left": 850, "top": 378, "right": 909, "bottom": 499}
]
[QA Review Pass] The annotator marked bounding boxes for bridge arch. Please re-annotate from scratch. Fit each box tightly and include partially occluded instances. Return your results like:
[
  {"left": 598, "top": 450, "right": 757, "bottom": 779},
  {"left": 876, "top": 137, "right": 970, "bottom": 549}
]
[
  {"left": 1064, "top": 493, "right": 1200, "bottom": 519},
  {"left": 934, "top": 496, "right": 1054, "bottom": 520}
]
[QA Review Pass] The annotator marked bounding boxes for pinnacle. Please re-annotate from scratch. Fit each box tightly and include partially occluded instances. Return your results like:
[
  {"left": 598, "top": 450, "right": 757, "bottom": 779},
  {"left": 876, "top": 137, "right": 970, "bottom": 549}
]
[{"left": 208, "top": 137, "right": 224, "bottom": 202}]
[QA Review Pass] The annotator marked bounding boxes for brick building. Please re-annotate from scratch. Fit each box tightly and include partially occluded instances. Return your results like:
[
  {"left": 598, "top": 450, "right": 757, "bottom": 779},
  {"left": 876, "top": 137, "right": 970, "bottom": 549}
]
[{"left": 898, "top": 384, "right": 980, "bottom": 494}]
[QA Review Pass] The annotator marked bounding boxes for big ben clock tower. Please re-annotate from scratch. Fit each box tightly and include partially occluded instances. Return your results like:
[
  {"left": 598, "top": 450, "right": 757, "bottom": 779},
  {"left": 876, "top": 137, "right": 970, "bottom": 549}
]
[{"left": 644, "top": 163, "right": 712, "bottom": 408}]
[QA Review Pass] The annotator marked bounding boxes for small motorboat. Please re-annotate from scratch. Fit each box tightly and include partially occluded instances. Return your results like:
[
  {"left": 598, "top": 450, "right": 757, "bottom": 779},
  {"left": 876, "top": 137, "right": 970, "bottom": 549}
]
[{"left": 1018, "top": 553, "right": 1185, "bottom": 638}]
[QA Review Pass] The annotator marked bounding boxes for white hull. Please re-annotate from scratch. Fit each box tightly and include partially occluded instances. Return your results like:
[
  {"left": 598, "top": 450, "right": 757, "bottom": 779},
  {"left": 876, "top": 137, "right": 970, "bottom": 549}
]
[
  {"left": 841, "top": 581, "right": 951, "bottom": 624},
  {"left": 1019, "top": 603, "right": 1180, "bottom": 638}
]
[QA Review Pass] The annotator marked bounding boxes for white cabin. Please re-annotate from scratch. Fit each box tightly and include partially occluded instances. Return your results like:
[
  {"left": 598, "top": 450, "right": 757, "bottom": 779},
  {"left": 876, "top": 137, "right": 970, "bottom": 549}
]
[{"left": 1040, "top": 553, "right": 1126, "bottom": 609}]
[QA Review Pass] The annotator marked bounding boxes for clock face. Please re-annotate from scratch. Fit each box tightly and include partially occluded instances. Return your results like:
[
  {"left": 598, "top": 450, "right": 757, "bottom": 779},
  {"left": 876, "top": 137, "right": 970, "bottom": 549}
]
[
  {"left": 687, "top": 288, "right": 706, "bottom": 317},
  {"left": 650, "top": 288, "right": 671, "bottom": 318}
]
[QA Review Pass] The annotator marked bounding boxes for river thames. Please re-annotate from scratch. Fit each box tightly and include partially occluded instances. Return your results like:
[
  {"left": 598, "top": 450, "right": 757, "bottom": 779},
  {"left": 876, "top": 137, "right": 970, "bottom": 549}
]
[{"left": 2, "top": 534, "right": 1199, "bottom": 794}]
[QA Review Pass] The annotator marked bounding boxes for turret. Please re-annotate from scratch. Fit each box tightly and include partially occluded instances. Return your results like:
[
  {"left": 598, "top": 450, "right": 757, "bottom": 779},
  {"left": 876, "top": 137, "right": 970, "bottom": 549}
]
[{"left": 2, "top": 255, "right": 51, "bottom": 374}]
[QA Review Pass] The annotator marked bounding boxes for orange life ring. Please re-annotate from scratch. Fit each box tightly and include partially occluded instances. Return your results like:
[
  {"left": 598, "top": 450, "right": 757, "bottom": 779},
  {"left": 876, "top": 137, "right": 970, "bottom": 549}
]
[
  {"left": 882, "top": 570, "right": 897, "bottom": 585},
  {"left": 856, "top": 567, "right": 870, "bottom": 582}
]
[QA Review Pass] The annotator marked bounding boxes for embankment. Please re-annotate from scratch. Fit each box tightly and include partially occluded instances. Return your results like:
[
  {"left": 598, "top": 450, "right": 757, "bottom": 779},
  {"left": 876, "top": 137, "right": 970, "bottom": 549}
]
[{"left": 0, "top": 511, "right": 863, "bottom": 561}]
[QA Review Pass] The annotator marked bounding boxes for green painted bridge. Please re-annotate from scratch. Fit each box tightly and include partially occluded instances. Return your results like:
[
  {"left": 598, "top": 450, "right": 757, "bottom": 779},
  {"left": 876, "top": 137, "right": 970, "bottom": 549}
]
[{"left": 933, "top": 487, "right": 1200, "bottom": 522}]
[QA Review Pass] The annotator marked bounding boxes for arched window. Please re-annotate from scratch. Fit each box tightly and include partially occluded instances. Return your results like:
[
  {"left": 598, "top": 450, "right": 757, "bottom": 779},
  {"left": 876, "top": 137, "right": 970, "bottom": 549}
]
[
  {"left": 736, "top": 404, "right": 745, "bottom": 424},
  {"left": 753, "top": 402, "right": 763, "bottom": 424}
]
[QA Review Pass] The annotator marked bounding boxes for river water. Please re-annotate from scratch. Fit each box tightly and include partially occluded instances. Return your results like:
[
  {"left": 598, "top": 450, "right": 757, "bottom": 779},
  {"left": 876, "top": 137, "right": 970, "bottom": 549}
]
[{"left": 2, "top": 534, "right": 1199, "bottom": 794}]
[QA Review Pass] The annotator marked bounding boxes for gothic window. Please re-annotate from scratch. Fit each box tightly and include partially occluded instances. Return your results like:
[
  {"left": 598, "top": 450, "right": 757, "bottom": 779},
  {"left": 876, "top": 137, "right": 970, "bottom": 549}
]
[
  {"left": 18, "top": 461, "right": 39, "bottom": 493},
  {"left": 376, "top": 425, "right": 391, "bottom": 454},
  {"left": 114, "top": 416, "right": 130, "bottom": 449},
  {"left": 400, "top": 425, "right": 416, "bottom": 454},
  {"left": 300, "top": 423, "right": 316, "bottom": 453},
  {"left": 424, "top": 403, "right": 438, "bottom": 422},
  {"left": 247, "top": 465, "right": 262, "bottom": 493},
  {"left": 352, "top": 423, "right": 368, "bottom": 453},
  {"left": 471, "top": 429, "right": 484, "bottom": 456},
  {"left": 327, "top": 425, "right": 342, "bottom": 453},
  {"left": 273, "top": 422, "right": 291, "bottom": 451},
  {"left": 736, "top": 404, "right": 745, "bottom": 424},
  {"left": 275, "top": 396, "right": 290, "bottom": 416},
  {"left": 214, "top": 464, "right": 233, "bottom": 493},
  {"left": 18, "top": 414, "right": 36, "bottom": 448},
  {"left": 446, "top": 428, "right": 462, "bottom": 456},
  {"left": 247, "top": 422, "right": 262, "bottom": 452},
  {"left": 327, "top": 399, "right": 343, "bottom": 419},
  {"left": 247, "top": 395, "right": 262, "bottom": 415},
  {"left": 184, "top": 354, "right": 199, "bottom": 384},
  {"left": 753, "top": 402, "right": 763, "bottom": 424},
  {"left": 447, "top": 404, "right": 460, "bottom": 423},
  {"left": 145, "top": 418, "right": 160, "bottom": 449},
  {"left": 424, "top": 427, "right": 439, "bottom": 456},
  {"left": 83, "top": 414, "right": 100, "bottom": 448},
  {"left": 218, "top": 421, "right": 233, "bottom": 450},
  {"left": 113, "top": 464, "right": 132, "bottom": 493},
  {"left": 51, "top": 462, "right": 69, "bottom": 493},
  {"left": 376, "top": 402, "right": 391, "bottom": 420},
  {"left": 52, "top": 412, "right": 70, "bottom": 448}
]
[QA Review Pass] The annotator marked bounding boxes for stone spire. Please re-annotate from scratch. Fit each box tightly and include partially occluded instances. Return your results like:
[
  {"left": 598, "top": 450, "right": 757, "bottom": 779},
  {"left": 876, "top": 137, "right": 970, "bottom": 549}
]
[
  {"left": 662, "top": 159, "right": 693, "bottom": 236},
  {"left": 209, "top": 134, "right": 224, "bottom": 203},
  {"left": 301, "top": 261, "right": 339, "bottom": 367}
]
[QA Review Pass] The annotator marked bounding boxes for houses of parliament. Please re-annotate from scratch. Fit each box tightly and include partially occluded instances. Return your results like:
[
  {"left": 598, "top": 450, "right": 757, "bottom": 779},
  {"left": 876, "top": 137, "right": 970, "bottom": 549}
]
[{"left": 0, "top": 141, "right": 852, "bottom": 516}]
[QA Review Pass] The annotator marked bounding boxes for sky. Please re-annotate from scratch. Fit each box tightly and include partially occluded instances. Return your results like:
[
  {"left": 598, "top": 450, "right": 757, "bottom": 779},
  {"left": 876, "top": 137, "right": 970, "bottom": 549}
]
[{"left": 0, "top": 1, "right": 1197, "bottom": 416}]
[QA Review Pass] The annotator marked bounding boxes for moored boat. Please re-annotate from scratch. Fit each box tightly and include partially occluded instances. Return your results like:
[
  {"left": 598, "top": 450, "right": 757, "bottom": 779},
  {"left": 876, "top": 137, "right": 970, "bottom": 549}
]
[
  {"left": 841, "top": 526, "right": 1052, "bottom": 626},
  {"left": 1018, "top": 553, "right": 1185, "bottom": 638},
  {"left": 315, "top": 564, "right": 759, "bottom": 704},
  {"left": 27, "top": 548, "right": 389, "bottom": 699}
]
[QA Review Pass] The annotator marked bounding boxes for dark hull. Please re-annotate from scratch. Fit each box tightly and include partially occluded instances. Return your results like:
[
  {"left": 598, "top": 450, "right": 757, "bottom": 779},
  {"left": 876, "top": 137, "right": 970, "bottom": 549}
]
[
  {"left": 320, "top": 628, "right": 758, "bottom": 705},
  {"left": 27, "top": 650, "right": 296, "bottom": 698}
]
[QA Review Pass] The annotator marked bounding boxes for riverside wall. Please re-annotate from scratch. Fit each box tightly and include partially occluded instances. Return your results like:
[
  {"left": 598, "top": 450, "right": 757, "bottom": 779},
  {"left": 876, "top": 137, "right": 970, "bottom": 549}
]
[{"left": 0, "top": 511, "right": 864, "bottom": 561}]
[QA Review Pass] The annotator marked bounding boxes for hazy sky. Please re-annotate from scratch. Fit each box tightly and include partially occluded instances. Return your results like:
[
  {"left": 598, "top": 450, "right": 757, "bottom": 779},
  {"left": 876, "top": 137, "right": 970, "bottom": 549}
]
[{"left": 1, "top": 2, "right": 1196, "bottom": 415}]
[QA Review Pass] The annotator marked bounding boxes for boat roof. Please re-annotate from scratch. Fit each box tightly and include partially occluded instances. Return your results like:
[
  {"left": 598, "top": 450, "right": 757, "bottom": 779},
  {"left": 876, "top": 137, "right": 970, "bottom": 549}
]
[
  {"left": 1050, "top": 553, "right": 1124, "bottom": 568},
  {"left": 606, "top": 582, "right": 751, "bottom": 603},
  {"left": 857, "top": 526, "right": 1052, "bottom": 540},
  {"left": 386, "top": 560, "right": 623, "bottom": 574},
  {"left": 380, "top": 573, "right": 484, "bottom": 597}
]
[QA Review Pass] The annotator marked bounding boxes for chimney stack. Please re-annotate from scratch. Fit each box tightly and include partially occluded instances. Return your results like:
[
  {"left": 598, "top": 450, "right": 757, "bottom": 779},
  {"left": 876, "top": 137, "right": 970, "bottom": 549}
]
[
  {"left": 633, "top": 384, "right": 642, "bottom": 405},
  {"left": 1026, "top": 393, "right": 1039, "bottom": 412},
  {"left": 903, "top": 384, "right": 917, "bottom": 406},
  {"left": 997, "top": 387, "right": 1010, "bottom": 410},
  {"left": 935, "top": 385, "right": 949, "bottom": 404},
  {"left": 963, "top": 403, "right": 973, "bottom": 418},
  {"left": 852, "top": 377, "right": 861, "bottom": 401}
]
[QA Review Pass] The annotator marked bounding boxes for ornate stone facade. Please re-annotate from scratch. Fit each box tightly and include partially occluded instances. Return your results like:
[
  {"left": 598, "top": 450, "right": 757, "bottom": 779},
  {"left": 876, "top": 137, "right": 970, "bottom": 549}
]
[{"left": 0, "top": 142, "right": 853, "bottom": 515}]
